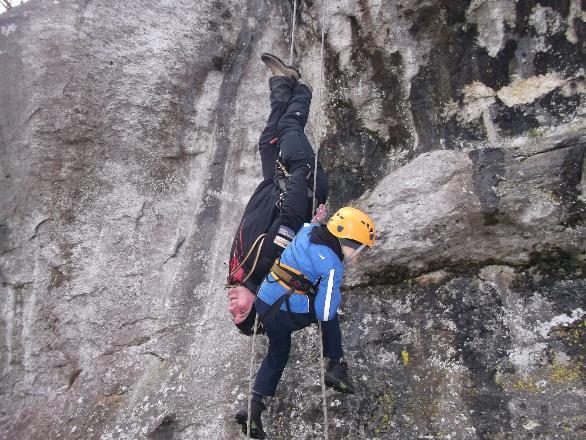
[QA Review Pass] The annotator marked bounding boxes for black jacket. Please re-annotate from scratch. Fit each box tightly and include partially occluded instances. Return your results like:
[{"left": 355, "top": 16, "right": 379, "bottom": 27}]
[{"left": 228, "top": 166, "right": 328, "bottom": 292}]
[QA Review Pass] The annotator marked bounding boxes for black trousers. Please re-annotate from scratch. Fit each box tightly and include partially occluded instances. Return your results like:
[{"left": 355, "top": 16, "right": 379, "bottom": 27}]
[
  {"left": 258, "top": 77, "right": 327, "bottom": 195},
  {"left": 252, "top": 297, "right": 344, "bottom": 397}
]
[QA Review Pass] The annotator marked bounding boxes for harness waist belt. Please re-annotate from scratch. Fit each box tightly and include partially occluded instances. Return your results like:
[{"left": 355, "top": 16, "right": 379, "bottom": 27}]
[{"left": 270, "top": 260, "right": 315, "bottom": 295}]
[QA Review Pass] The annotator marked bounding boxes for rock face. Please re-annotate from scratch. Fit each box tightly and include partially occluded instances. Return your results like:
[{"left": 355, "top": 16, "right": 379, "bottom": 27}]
[{"left": 0, "top": 0, "right": 584, "bottom": 439}]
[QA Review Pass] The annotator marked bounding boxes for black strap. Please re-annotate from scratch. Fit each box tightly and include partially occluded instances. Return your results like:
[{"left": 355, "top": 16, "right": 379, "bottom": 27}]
[
  {"left": 284, "top": 289, "right": 316, "bottom": 326},
  {"left": 260, "top": 284, "right": 317, "bottom": 326},
  {"left": 274, "top": 159, "right": 314, "bottom": 201},
  {"left": 260, "top": 286, "right": 293, "bottom": 323}
]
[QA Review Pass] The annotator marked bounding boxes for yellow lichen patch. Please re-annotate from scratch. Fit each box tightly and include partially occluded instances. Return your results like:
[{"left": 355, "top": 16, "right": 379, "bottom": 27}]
[
  {"left": 511, "top": 378, "right": 540, "bottom": 392},
  {"left": 372, "top": 392, "right": 395, "bottom": 434},
  {"left": 495, "top": 368, "right": 540, "bottom": 393},
  {"left": 401, "top": 348, "right": 410, "bottom": 366},
  {"left": 560, "top": 414, "right": 586, "bottom": 434},
  {"left": 550, "top": 362, "right": 582, "bottom": 384},
  {"left": 496, "top": 357, "right": 584, "bottom": 394}
]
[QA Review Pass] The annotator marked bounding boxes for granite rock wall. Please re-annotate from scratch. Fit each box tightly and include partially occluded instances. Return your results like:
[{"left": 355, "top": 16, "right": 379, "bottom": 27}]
[{"left": 0, "top": 0, "right": 584, "bottom": 439}]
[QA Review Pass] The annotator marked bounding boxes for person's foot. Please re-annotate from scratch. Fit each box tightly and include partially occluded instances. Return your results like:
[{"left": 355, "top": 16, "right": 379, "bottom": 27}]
[
  {"left": 261, "top": 53, "right": 300, "bottom": 80},
  {"left": 235, "top": 400, "right": 266, "bottom": 439},
  {"left": 324, "top": 360, "right": 355, "bottom": 394}
]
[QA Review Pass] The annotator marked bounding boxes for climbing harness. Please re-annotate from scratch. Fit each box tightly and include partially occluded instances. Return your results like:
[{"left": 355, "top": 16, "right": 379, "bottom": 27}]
[
  {"left": 270, "top": 260, "right": 317, "bottom": 294},
  {"left": 274, "top": 158, "right": 315, "bottom": 209},
  {"left": 245, "top": 0, "right": 331, "bottom": 437},
  {"left": 226, "top": 233, "right": 266, "bottom": 288},
  {"left": 263, "top": 259, "right": 319, "bottom": 326}
]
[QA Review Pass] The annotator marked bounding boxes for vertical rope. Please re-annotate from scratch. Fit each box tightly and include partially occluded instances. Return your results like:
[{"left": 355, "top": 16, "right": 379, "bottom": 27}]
[
  {"left": 312, "top": 0, "right": 328, "bottom": 214},
  {"left": 246, "top": 314, "right": 259, "bottom": 439},
  {"left": 313, "top": 1, "right": 329, "bottom": 438},
  {"left": 288, "top": 0, "right": 298, "bottom": 65},
  {"left": 317, "top": 321, "right": 329, "bottom": 440}
]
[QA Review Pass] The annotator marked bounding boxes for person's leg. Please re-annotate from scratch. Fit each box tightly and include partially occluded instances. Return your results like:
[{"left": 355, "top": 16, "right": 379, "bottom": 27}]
[
  {"left": 253, "top": 302, "right": 315, "bottom": 397},
  {"left": 252, "top": 316, "right": 293, "bottom": 397},
  {"left": 322, "top": 314, "right": 355, "bottom": 394},
  {"left": 321, "top": 313, "right": 343, "bottom": 361},
  {"left": 259, "top": 76, "right": 297, "bottom": 181},
  {"left": 277, "top": 82, "right": 316, "bottom": 172},
  {"left": 278, "top": 81, "right": 312, "bottom": 133}
]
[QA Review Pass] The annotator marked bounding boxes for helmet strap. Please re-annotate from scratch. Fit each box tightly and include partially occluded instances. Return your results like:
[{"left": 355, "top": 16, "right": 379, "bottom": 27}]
[{"left": 342, "top": 243, "right": 366, "bottom": 262}]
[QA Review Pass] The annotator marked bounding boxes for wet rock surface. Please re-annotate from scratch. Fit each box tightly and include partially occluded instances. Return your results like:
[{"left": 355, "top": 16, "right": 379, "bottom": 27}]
[{"left": 0, "top": 0, "right": 584, "bottom": 439}]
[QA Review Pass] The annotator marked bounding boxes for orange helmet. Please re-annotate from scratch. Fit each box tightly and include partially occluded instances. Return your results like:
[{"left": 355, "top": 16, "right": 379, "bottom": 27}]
[{"left": 327, "top": 207, "right": 375, "bottom": 247}]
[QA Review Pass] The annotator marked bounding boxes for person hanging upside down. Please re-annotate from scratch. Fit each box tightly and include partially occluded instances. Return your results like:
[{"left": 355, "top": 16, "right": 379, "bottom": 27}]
[
  {"left": 226, "top": 53, "right": 328, "bottom": 335},
  {"left": 235, "top": 207, "right": 376, "bottom": 439}
]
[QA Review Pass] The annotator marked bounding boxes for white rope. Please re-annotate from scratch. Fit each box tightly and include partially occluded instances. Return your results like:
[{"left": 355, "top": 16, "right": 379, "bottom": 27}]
[
  {"left": 317, "top": 321, "right": 329, "bottom": 440},
  {"left": 244, "top": 1, "right": 329, "bottom": 438},
  {"left": 246, "top": 314, "right": 260, "bottom": 439},
  {"left": 288, "top": 0, "right": 298, "bottom": 65},
  {"left": 313, "top": 1, "right": 329, "bottom": 438},
  {"left": 312, "top": 0, "right": 328, "bottom": 215}
]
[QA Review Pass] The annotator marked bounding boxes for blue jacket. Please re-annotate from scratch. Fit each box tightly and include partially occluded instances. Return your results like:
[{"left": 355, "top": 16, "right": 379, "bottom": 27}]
[{"left": 257, "top": 224, "right": 344, "bottom": 321}]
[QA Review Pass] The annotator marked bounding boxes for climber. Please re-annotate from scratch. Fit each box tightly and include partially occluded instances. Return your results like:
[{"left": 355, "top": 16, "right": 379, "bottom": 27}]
[
  {"left": 235, "top": 207, "right": 376, "bottom": 439},
  {"left": 226, "top": 53, "right": 328, "bottom": 336}
]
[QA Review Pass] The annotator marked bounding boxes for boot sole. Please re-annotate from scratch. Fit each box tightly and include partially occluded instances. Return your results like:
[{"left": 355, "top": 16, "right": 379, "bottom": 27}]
[
  {"left": 261, "top": 53, "right": 301, "bottom": 80},
  {"left": 235, "top": 411, "right": 266, "bottom": 439},
  {"left": 324, "top": 374, "right": 355, "bottom": 394}
]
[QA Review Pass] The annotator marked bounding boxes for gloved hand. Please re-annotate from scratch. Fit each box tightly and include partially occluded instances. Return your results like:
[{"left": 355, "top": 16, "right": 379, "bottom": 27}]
[{"left": 311, "top": 204, "right": 327, "bottom": 224}]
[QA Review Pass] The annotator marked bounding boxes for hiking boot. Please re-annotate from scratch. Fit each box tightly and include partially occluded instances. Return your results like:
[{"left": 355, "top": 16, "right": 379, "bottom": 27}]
[
  {"left": 325, "top": 360, "right": 355, "bottom": 394},
  {"left": 261, "top": 53, "right": 300, "bottom": 80},
  {"left": 235, "top": 400, "right": 266, "bottom": 439},
  {"left": 297, "top": 78, "right": 312, "bottom": 94}
]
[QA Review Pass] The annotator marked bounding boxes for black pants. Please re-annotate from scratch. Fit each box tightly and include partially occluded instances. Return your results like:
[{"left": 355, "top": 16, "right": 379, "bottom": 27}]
[
  {"left": 252, "top": 298, "right": 344, "bottom": 397},
  {"left": 258, "top": 76, "right": 327, "bottom": 200}
]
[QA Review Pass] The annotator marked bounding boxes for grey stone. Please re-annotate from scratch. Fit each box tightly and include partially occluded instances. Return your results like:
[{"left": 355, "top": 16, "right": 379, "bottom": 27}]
[{"left": 0, "top": 0, "right": 584, "bottom": 439}]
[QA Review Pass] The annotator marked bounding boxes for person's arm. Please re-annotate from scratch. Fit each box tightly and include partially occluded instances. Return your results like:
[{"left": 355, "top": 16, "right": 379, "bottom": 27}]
[{"left": 313, "top": 254, "right": 344, "bottom": 322}]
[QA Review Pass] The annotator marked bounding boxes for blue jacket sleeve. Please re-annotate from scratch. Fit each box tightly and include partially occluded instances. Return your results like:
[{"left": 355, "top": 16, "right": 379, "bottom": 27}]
[{"left": 313, "top": 252, "right": 344, "bottom": 321}]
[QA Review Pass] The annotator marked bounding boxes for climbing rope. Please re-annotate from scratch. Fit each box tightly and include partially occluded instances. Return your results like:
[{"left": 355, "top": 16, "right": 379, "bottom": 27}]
[
  {"left": 317, "top": 321, "right": 329, "bottom": 440},
  {"left": 309, "top": 0, "right": 330, "bottom": 437},
  {"left": 246, "top": 314, "right": 260, "bottom": 439},
  {"left": 312, "top": 0, "right": 328, "bottom": 215},
  {"left": 225, "top": 234, "right": 266, "bottom": 288},
  {"left": 313, "top": 1, "right": 330, "bottom": 438},
  {"left": 245, "top": 0, "right": 330, "bottom": 438},
  {"left": 288, "top": 0, "right": 298, "bottom": 65}
]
